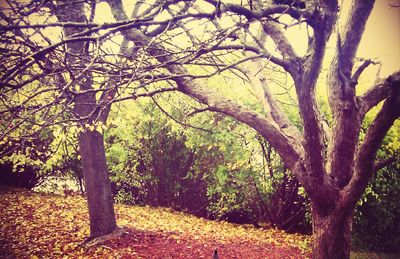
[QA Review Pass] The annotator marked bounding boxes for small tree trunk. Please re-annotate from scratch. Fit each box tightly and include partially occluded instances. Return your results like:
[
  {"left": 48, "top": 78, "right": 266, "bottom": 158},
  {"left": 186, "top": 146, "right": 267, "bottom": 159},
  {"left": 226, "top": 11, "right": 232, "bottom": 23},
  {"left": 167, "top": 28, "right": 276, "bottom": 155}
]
[
  {"left": 79, "top": 130, "right": 117, "bottom": 237},
  {"left": 312, "top": 205, "right": 353, "bottom": 259}
]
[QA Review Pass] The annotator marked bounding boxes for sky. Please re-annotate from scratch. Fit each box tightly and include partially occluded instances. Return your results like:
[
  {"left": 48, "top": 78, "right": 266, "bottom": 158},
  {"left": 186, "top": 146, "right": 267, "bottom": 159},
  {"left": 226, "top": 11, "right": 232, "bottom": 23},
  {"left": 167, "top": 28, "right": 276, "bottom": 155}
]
[{"left": 0, "top": 0, "right": 399, "bottom": 77}]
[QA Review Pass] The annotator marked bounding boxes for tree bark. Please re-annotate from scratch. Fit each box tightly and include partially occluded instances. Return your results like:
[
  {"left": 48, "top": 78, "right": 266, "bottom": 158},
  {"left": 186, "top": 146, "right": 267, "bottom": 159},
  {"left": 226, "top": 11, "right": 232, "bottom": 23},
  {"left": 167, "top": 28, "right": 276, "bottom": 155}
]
[
  {"left": 79, "top": 130, "right": 117, "bottom": 237},
  {"left": 312, "top": 205, "right": 353, "bottom": 259}
]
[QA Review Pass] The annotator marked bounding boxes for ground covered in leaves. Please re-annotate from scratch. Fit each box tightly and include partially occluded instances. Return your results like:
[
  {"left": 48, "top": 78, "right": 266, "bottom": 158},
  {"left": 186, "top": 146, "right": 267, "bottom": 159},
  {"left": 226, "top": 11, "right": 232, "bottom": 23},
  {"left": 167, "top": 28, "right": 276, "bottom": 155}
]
[{"left": 0, "top": 188, "right": 311, "bottom": 258}]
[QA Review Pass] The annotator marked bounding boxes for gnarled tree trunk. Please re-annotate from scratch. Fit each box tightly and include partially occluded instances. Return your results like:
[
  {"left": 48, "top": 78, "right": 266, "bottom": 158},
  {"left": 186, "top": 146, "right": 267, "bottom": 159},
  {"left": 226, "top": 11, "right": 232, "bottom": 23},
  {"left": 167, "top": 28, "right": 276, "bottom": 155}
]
[{"left": 311, "top": 203, "right": 353, "bottom": 259}]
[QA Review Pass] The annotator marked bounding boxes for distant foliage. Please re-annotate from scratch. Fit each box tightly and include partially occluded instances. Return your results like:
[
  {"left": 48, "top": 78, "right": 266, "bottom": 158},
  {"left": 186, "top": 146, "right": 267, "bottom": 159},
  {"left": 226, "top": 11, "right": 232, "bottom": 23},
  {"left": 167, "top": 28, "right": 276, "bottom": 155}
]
[
  {"left": 105, "top": 99, "right": 209, "bottom": 215},
  {"left": 104, "top": 97, "right": 310, "bottom": 232},
  {"left": 0, "top": 163, "right": 39, "bottom": 189},
  {"left": 0, "top": 131, "right": 54, "bottom": 188},
  {"left": 352, "top": 131, "right": 400, "bottom": 253}
]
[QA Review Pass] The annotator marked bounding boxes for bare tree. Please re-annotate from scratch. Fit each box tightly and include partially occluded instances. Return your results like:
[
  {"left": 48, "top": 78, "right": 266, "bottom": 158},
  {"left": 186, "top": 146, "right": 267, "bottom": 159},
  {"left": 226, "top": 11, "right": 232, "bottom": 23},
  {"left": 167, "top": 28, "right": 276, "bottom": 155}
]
[
  {"left": 104, "top": 0, "right": 399, "bottom": 258},
  {"left": 1, "top": 0, "right": 399, "bottom": 258},
  {"left": 0, "top": 0, "right": 185, "bottom": 238},
  {"left": 0, "top": 0, "right": 231, "bottom": 239}
]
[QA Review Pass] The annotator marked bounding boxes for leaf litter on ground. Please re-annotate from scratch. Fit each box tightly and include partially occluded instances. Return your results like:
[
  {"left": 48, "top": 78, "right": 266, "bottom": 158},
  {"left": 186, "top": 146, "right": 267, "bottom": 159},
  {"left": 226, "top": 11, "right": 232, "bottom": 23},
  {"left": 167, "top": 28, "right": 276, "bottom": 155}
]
[{"left": 0, "top": 188, "right": 311, "bottom": 258}]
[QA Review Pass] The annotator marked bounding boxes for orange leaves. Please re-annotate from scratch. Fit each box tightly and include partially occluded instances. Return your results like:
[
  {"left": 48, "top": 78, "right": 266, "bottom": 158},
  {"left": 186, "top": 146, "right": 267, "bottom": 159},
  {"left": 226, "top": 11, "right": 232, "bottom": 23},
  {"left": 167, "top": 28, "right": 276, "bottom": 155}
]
[
  {"left": 0, "top": 189, "right": 88, "bottom": 258},
  {"left": 0, "top": 189, "right": 311, "bottom": 258}
]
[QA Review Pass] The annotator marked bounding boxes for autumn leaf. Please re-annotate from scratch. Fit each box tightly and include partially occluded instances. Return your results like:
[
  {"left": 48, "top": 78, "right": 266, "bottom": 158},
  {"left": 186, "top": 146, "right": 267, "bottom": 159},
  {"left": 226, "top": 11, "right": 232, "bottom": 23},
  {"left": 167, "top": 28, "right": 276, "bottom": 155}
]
[{"left": 0, "top": 189, "right": 311, "bottom": 258}]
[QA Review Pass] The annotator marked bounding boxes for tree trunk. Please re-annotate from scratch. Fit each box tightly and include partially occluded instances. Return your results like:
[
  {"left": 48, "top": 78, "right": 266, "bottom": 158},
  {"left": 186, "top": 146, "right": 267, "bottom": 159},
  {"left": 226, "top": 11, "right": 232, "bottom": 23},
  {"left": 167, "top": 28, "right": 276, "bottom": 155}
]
[
  {"left": 312, "top": 205, "right": 353, "bottom": 259},
  {"left": 53, "top": 0, "right": 118, "bottom": 238},
  {"left": 79, "top": 130, "right": 117, "bottom": 237}
]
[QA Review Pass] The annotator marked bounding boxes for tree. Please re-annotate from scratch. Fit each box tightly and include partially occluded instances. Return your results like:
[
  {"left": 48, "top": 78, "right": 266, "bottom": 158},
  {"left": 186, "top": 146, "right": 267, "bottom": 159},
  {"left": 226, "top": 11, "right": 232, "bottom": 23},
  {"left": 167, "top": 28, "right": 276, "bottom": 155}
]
[
  {"left": 52, "top": 0, "right": 118, "bottom": 238},
  {"left": 0, "top": 0, "right": 205, "bottom": 238},
  {"left": 0, "top": 0, "right": 120, "bottom": 238},
  {"left": 104, "top": 0, "right": 399, "bottom": 258},
  {"left": 1, "top": 0, "right": 399, "bottom": 258}
]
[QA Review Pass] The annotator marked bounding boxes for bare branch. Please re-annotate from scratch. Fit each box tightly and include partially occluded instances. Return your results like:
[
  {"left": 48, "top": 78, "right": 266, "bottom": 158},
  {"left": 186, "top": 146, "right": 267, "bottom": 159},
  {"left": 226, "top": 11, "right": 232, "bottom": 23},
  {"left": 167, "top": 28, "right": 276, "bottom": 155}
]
[
  {"left": 374, "top": 156, "right": 398, "bottom": 172},
  {"left": 203, "top": 0, "right": 308, "bottom": 21},
  {"left": 213, "top": 45, "right": 292, "bottom": 71},
  {"left": 337, "top": 0, "right": 375, "bottom": 76},
  {"left": 351, "top": 58, "right": 378, "bottom": 84},
  {"left": 151, "top": 96, "right": 213, "bottom": 133},
  {"left": 358, "top": 71, "right": 400, "bottom": 117},
  {"left": 261, "top": 20, "right": 298, "bottom": 61},
  {"left": 106, "top": 0, "right": 305, "bottom": 175},
  {"left": 345, "top": 74, "right": 400, "bottom": 207}
]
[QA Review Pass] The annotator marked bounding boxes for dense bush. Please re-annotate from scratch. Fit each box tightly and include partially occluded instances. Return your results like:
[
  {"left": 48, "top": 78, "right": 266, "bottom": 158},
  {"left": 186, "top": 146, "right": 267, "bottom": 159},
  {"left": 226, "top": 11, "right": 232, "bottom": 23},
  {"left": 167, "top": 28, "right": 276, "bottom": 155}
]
[
  {"left": 353, "top": 162, "right": 400, "bottom": 253},
  {"left": 104, "top": 99, "right": 311, "bottom": 232},
  {"left": 351, "top": 120, "right": 400, "bottom": 253},
  {"left": 105, "top": 100, "right": 210, "bottom": 216},
  {"left": 206, "top": 152, "right": 310, "bottom": 233},
  {"left": 0, "top": 134, "right": 53, "bottom": 189},
  {"left": 0, "top": 163, "right": 39, "bottom": 189}
]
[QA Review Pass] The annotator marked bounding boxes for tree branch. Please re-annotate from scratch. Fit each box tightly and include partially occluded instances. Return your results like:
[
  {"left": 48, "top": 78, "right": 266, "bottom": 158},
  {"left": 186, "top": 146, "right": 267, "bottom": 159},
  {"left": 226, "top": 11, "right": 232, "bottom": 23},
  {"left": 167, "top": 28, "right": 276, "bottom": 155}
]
[
  {"left": 344, "top": 76, "right": 400, "bottom": 208},
  {"left": 351, "top": 59, "right": 377, "bottom": 84},
  {"left": 337, "top": 0, "right": 375, "bottom": 76},
  {"left": 325, "top": 0, "right": 375, "bottom": 189},
  {"left": 261, "top": 20, "right": 298, "bottom": 61},
  {"left": 203, "top": 0, "right": 308, "bottom": 21},
  {"left": 358, "top": 71, "right": 400, "bottom": 117},
  {"left": 213, "top": 45, "right": 292, "bottom": 71},
  {"left": 106, "top": 0, "right": 305, "bottom": 175},
  {"left": 374, "top": 156, "right": 398, "bottom": 172}
]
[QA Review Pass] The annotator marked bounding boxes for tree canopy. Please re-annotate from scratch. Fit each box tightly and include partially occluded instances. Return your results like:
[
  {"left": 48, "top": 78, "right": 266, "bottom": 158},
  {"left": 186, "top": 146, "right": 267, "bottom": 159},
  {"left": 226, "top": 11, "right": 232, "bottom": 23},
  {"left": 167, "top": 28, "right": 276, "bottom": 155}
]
[{"left": 1, "top": 1, "right": 399, "bottom": 258}]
